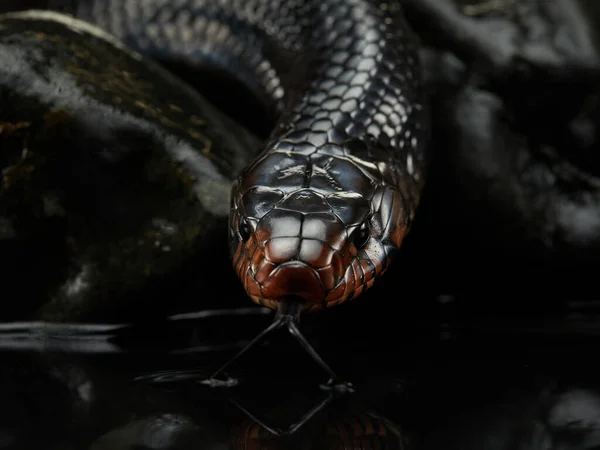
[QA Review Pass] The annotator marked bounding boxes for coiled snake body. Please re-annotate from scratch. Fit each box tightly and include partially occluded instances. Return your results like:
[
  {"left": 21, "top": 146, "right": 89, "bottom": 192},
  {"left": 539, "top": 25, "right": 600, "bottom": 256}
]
[{"left": 55, "top": 0, "right": 428, "bottom": 312}]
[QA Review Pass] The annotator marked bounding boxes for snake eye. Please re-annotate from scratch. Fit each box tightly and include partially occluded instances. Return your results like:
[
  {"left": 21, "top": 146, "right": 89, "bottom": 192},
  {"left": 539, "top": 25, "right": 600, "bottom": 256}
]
[
  {"left": 238, "top": 220, "right": 252, "bottom": 242},
  {"left": 353, "top": 222, "right": 370, "bottom": 249}
]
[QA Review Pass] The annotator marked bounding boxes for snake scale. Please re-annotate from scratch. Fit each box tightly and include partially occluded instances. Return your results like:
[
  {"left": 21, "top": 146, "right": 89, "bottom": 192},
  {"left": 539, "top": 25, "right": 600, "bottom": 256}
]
[{"left": 49, "top": 0, "right": 429, "bottom": 312}]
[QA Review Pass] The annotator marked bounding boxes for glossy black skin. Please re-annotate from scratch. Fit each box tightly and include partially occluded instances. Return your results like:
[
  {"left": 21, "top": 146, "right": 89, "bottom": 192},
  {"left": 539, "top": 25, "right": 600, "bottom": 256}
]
[
  {"left": 0, "top": 11, "right": 260, "bottom": 321},
  {"left": 54, "top": 0, "right": 428, "bottom": 311}
]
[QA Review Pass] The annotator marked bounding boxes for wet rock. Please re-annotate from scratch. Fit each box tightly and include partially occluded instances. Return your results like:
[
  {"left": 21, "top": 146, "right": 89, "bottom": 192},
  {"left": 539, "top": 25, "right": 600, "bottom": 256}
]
[
  {"left": 424, "top": 378, "right": 600, "bottom": 450},
  {"left": 0, "top": 12, "right": 260, "bottom": 321},
  {"left": 398, "top": 0, "right": 600, "bottom": 293}
]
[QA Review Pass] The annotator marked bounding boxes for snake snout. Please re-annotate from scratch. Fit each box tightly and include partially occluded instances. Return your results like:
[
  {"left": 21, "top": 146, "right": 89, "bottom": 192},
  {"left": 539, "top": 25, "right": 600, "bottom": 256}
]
[
  {"left": 234, "top": 200, "right": 373, "bottom": 311},
  {"left": 259, "top": 261, "right": 327, "bottom": 310},
  {"left": 263, "top": 259, "right": 325, "bottom": 297},
  {"left": 240, "top": 231, "right": 348, "bottom": 311}
]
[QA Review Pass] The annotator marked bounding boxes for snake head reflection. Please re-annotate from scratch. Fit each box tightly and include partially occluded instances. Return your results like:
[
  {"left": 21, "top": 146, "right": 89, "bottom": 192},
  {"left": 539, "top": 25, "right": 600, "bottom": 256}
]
[
  {"left": 229, "top": 171, "right": 410, "bottom": 312},
  {"left": 231, "top": 412, "right": 408, "bottom": 449}
]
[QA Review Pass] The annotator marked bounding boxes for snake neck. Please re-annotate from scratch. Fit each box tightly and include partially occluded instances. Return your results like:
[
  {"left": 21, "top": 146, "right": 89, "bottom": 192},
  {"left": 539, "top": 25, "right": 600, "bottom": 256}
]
[{"left": 56, "top": 0, "right": 424, "bottom": 166}]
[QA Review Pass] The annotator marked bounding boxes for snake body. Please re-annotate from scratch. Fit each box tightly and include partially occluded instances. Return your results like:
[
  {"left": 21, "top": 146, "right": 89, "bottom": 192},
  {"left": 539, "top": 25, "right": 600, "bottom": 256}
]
[{"left": 53, "top": 0, "right": 428, "bottom": 312}]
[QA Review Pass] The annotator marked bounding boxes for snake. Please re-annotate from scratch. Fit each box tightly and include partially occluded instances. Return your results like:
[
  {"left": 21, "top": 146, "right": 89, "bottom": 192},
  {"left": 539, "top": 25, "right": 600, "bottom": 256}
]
[{"left": 49, "top": 0, "right": 428, "bottom": 313}]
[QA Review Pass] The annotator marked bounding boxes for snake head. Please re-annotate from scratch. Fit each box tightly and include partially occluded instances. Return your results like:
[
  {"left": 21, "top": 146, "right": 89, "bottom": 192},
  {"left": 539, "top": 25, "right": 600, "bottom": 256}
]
[{"left": 229, "top": 159, "right": 411, "bottom": 312}]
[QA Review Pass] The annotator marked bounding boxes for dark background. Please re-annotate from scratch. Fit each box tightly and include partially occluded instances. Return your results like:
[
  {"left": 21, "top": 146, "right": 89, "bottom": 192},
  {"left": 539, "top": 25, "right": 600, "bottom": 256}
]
[{"left": 0, "top": 1, "right": 600, "bottom": 448}]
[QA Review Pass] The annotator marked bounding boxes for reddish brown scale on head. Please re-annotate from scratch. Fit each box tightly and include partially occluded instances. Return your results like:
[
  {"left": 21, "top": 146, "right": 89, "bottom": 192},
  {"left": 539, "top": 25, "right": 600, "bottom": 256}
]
[
  {"left": 261, "top": 261, "right": 326, "bottom": 303},
  {"left": 232, "top": 413, "right": 407, "bottom": 449},
  {"left": 323, "top": 413, "right": 408, "bottom": 450},
  {"left": 229, "top": 155, "right": 412, "bottom": 311}
]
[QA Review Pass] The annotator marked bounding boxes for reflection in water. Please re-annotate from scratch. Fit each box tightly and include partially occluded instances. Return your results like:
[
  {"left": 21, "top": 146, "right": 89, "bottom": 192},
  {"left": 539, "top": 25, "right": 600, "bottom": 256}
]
[
  {"left": 0, "top": 307, "right": 270, "bottom": 354},
  {"left": 322, "top": 413, "right": 408, "bottom": 450},
  {"left": 1, "top": 303, "right": 600, "bottom": 449},
  {"left": 230, "top": 391, "right": 334, "bottom": 436},
  {"left": 231, "top": 412, "right": 409, "bottom": 449},
  {"left": 90, "top": 414, "right": 220, "bottom": 450}
]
